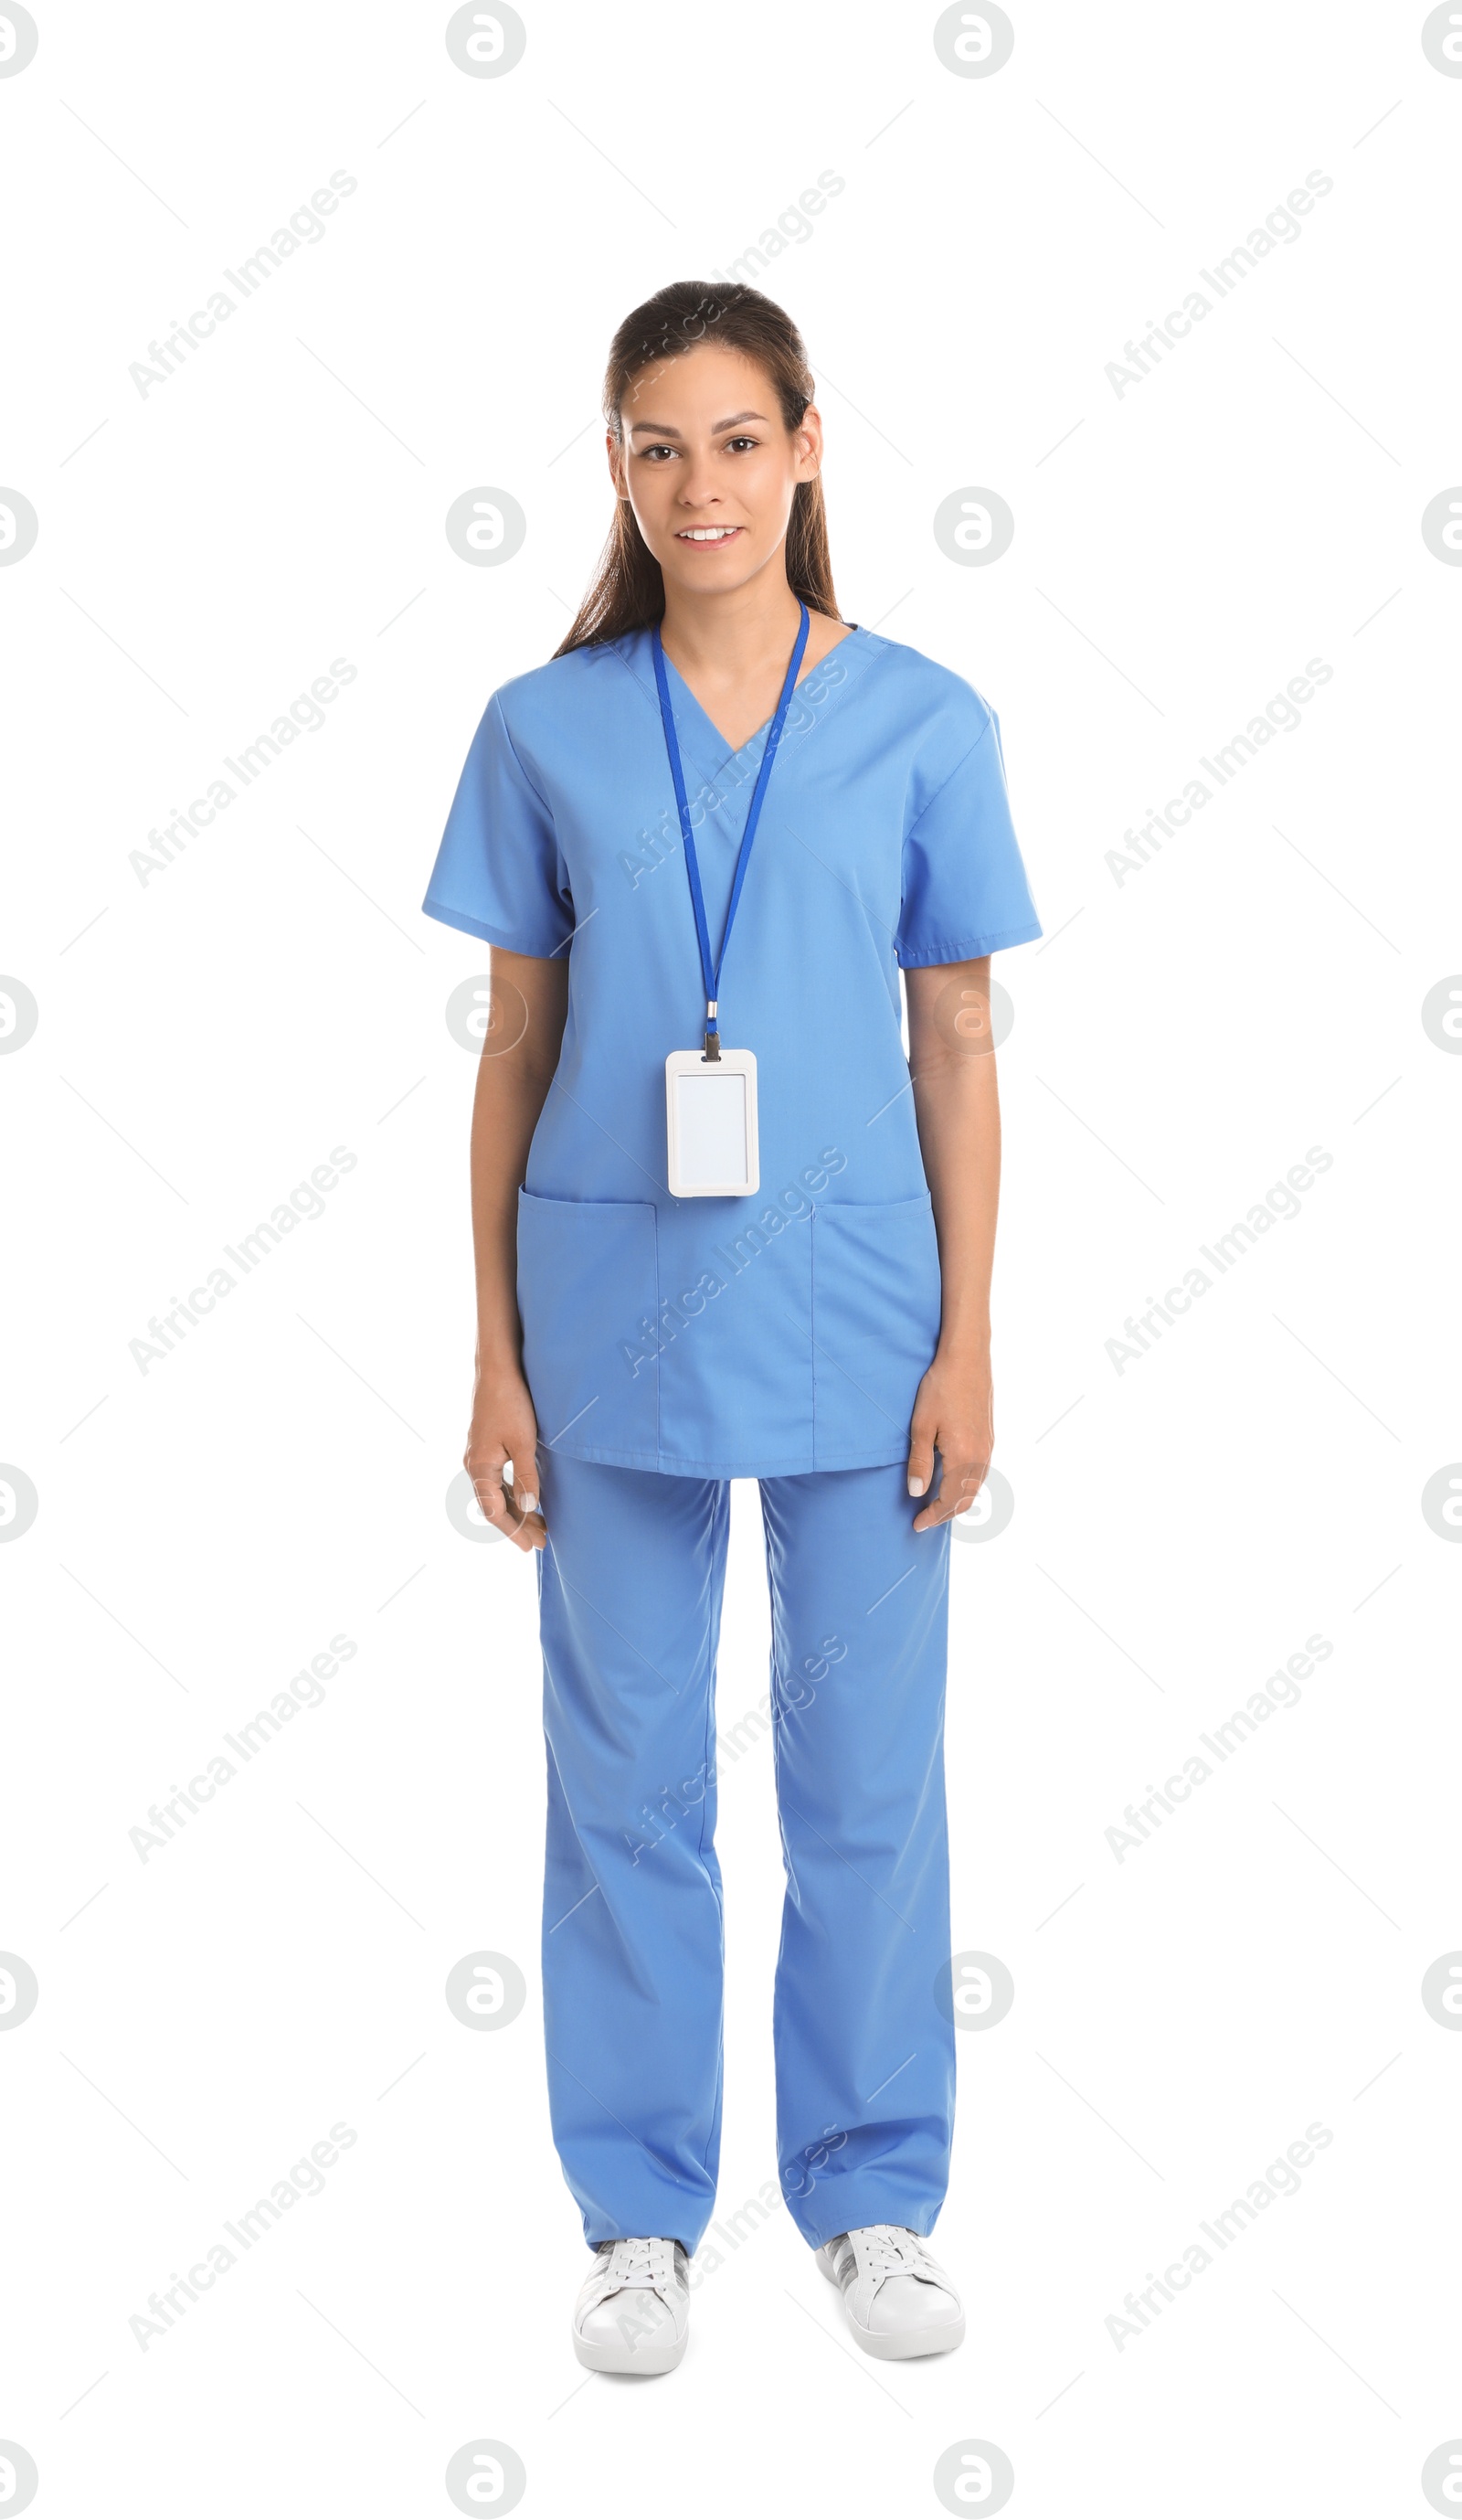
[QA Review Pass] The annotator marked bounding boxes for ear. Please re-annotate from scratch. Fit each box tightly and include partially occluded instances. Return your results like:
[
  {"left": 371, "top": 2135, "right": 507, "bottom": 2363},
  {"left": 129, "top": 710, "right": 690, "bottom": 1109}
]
[
  {"left": 794, "top": 401, "right": 825, "bottom": 482},
  {"left": 606, "top": 429, "right": 628, "bottom": 497}
]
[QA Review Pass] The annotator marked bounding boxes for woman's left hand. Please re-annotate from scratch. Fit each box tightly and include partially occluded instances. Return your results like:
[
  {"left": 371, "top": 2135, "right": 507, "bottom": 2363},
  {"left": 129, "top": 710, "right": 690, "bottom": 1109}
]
[{"left": 906, "top": 1343, "right": 993, "bottom": 1533}]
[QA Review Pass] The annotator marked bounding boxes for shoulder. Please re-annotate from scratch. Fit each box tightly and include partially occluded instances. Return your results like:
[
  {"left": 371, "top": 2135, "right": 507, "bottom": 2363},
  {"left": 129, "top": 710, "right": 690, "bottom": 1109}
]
[
  {"left": 862, "top": 630, "right": 998, "bottom": 736},
  {"left": 855, "top": 631, "right": 1002, "bottom": 805},
  {"left": 490, "top": 635, "right": 643, "bottom": 746}
]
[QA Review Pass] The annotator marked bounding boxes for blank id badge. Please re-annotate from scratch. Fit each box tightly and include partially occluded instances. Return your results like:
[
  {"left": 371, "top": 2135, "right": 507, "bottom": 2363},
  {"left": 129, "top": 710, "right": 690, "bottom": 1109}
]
[{"left": 665, "top": 1048, "right": 759, "bottom": 1197}]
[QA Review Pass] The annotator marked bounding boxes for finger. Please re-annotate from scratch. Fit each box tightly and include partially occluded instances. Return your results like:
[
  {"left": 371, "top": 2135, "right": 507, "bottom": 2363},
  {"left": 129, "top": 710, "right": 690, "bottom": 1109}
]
[
  {"left": 465, "top": 1446, "right": 527, "bottom": 1541},
  {"left": 465, "top": 1455, "right": 513, "bottom": 1525},
  {"left": 906, "top": 1415, "right": 938, "bottom": 1500},
  {"left": 914, "top": 1455, "right": 990, "bottom": 1532},
  {"left": 494, "top": 1481, "right": 547, "bottom": 1554},
  {"left": 466, "top": 1424, "right": 544, "bottom": 1538},
  {"left": 503, "top": 1450, "right": 541, "bottom": 1521},
  {"left": 475, "top": 1483, "right": 545, "bottom": 1554},
  {"left": 503, "top": 1504, "right": 546, "bottom": 1555}
]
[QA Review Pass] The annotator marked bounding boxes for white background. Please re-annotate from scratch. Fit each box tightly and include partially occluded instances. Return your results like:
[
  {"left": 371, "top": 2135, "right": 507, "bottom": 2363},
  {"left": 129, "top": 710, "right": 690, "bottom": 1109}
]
[{"left": 4, "top": 2, "right": 1461, "bottom": 2513}]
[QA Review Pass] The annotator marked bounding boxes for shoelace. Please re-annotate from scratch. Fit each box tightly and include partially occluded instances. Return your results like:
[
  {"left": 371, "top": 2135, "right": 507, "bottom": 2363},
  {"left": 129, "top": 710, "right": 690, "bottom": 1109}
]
[
  {"left": 836, "top": 2225, "right": 938, "bottom": 2288},
  {"left": 592, "top": 2236, "right": 678, "bottom": 2294}
]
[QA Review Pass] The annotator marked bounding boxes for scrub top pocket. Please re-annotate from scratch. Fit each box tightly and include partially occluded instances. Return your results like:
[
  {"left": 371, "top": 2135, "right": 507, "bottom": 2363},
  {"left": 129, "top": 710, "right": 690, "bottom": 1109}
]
[
  {"left": 517, "top": 1189, "right": 659, "bottom": 1466},
  {"left": 811, "top": 1194, "right": 943, "bottom": 1465}
]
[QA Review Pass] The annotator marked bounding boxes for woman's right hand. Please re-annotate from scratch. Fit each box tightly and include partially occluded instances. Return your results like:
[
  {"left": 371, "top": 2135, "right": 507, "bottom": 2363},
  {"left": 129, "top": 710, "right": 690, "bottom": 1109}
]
[{"left": 465, "top": 1368, "right": 547, "bottom": 1553}]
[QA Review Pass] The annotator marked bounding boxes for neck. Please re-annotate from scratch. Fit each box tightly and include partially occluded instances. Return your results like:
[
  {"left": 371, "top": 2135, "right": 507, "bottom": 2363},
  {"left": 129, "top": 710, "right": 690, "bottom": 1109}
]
[{"left": 658, "top": 564, "right": 803, "bottom": 675}]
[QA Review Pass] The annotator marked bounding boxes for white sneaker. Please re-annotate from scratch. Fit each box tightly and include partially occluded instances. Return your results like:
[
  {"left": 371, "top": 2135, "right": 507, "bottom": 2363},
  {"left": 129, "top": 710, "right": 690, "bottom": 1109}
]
[
  {"left": 571, "top": 2236, "right": 691, "bottom": 2375},
  {"left": 817, "top": 2224, "right": 965, "bottom": 2360}
]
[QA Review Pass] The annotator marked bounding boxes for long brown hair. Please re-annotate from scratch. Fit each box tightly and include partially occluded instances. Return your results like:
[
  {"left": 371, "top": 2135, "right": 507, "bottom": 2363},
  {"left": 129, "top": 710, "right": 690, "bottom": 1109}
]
[{"left": 553, "top": 281, "right": 840, "bottom": 657}]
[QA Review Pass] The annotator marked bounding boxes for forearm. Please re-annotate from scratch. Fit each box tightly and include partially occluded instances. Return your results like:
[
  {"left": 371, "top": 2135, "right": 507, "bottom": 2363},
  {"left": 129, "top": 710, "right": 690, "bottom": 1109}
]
[
  {"left": 470, "top": 1076, "right": 534, "bottom": 1374},
  {"left": 468, "top": 951, "right": 567, "bottom": 1377},
  {"left": 897, "top": 959, "right": 1002, "bottom": 1527},
  {"left": 911, "top": 1049, "right": 1001, "bottom": 1355}
]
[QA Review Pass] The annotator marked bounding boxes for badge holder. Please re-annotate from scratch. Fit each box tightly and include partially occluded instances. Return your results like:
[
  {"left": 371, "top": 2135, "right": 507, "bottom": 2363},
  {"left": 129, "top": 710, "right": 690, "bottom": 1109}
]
[
  {"left": 651, "top": 601, "right": 808, "bottom": 1207},
  {"left": 665, "top": 1045, "right": 758, "bottom": 1198}
]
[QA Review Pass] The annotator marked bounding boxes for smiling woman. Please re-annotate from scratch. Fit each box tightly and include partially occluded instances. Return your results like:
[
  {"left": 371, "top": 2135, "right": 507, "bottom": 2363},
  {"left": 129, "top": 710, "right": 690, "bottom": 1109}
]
[
  {"left": 554, "top": 286, "right": 842, "bottom": 694},
  {"left": 421, "top": 276, "right": 1043, "bottom": 2377}
]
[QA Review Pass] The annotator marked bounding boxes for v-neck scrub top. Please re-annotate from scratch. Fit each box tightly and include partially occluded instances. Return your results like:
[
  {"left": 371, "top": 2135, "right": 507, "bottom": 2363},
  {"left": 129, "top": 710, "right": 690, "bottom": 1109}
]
[{"left": 423, "top": 623, "right": 1042, "bottom": 1479}]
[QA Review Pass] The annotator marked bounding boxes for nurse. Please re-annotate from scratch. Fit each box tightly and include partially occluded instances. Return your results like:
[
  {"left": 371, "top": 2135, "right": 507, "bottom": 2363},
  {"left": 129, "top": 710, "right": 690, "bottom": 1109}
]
[{"left": 423, "top": 282, "right": 1041, "bottom": 2375}]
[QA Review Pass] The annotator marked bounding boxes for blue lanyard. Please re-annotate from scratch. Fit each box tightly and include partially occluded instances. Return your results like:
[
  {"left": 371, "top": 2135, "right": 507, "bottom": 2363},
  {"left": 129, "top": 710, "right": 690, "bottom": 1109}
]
[{"left": 651, "top": 601, "right": 810, "bottom": 1056}]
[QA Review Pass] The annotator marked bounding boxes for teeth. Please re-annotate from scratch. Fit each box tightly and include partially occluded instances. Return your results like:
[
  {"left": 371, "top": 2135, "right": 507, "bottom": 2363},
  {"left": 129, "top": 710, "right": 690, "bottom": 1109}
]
[{"left": 679, "top": 526, "right": 737, "bottom": 540}]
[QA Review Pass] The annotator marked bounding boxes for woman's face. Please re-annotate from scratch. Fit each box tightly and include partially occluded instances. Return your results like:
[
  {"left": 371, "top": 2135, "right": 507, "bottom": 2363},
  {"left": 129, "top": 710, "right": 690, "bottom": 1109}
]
[{"left": 609, "top": 343, "right": 823, "bottom": 603}]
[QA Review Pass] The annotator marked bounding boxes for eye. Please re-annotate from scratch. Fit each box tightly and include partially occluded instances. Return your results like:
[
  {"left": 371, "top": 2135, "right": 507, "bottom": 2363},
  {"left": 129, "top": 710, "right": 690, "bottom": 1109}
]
[
  {"left": 725, "top": 436, "right": 759, "bottom": 453},
  {"left": 638, "top": 442, "right": 678, "bottom": 463}
]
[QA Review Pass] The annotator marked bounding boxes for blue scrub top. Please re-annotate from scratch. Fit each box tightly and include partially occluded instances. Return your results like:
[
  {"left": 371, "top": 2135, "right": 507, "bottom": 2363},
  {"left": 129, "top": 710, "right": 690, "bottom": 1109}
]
[{"left": 423, "top": 622, "right": 1042, "bottom": 1479}]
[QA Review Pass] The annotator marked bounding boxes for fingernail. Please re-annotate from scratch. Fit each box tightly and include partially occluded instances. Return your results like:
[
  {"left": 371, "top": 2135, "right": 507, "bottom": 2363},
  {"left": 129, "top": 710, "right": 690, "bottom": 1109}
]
[
  {"left": 522, "top": 1493, "right": 538, "bottom": 1514},
  {"left": 907, "top": 1477, "right": 926, "bottom": 1497}
]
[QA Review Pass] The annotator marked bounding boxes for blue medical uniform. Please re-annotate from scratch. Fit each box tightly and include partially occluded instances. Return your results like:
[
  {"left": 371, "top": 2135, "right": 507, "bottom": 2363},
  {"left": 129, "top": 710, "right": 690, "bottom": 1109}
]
[{"left": 424, "top": 621, "right": 1040, "bottom": 2249}]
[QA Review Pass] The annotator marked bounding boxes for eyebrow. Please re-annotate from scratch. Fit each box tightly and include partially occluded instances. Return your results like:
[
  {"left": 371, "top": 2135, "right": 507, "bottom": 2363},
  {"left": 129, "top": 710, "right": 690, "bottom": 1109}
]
[{"left": 627, "top": 410, "right": 769, "bottom": 436}]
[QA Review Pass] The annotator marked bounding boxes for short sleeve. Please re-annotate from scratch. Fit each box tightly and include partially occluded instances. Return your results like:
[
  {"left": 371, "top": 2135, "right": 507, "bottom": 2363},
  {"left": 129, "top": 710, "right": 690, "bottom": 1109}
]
[
  {"left": 895, "top": 702, "right": 1042, "bottom": 967},
  {"left": 422, "top": 692, "right": 574, "bottom": 956}
]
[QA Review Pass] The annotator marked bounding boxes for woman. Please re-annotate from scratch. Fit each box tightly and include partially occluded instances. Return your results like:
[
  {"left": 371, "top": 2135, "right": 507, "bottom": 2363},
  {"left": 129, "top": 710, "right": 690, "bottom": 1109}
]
[{"left": 422, "top": 282, "right": 1041, "bottom": 2375}]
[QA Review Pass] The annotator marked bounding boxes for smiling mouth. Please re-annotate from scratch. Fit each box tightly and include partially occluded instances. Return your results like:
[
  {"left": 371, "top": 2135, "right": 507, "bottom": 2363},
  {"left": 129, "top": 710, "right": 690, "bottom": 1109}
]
[{"left": 675, "top": 526, "right": 743, "bottom": 543}]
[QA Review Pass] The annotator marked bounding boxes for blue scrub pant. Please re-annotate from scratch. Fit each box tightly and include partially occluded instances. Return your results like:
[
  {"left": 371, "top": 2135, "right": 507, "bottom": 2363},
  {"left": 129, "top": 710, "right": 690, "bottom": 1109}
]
[{"left": 535, "top": 1450, "right": 956, "bottom": 2254}]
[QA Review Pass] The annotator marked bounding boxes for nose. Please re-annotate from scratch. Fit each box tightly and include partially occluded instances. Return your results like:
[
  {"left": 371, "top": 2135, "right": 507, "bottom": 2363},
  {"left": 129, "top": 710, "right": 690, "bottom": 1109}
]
[{"left": 674, "top": 456, "right": 724, "bottom": 508}]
